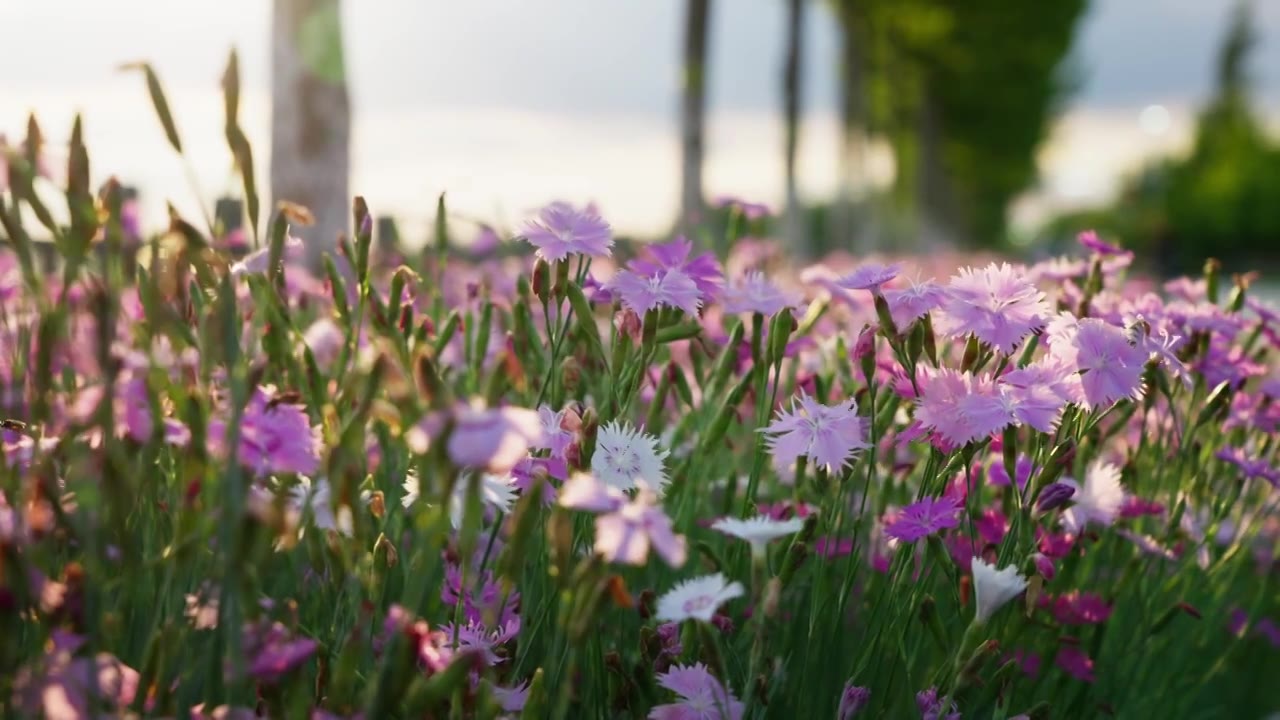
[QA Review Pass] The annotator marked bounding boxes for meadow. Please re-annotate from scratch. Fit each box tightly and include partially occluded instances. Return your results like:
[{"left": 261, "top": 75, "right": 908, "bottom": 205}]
[{"left": 1, "top": 66, "right": 1278, "bottom": 720}]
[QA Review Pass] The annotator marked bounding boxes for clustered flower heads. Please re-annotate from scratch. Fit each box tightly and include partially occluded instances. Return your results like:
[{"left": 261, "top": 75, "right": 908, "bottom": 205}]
[{"left": 1, "top": 149, "right": 1276, "bottom": 720}]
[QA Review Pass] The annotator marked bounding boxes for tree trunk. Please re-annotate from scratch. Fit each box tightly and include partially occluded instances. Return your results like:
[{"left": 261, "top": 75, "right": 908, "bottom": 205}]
[
  {"left": 834, "top": 1, "right": 871, "bottom": 254},
  {"left": 782, "top": 0, "right": 807, "bottom": 257},
  {"left": 680, "top": 0, "right": 711, "bottom": 239},
  {"left": 916, "top": 83, "right": 954, "bottom": 250},
  {"left": 271, "top": 0, "right": 351, "bottom": 270}
]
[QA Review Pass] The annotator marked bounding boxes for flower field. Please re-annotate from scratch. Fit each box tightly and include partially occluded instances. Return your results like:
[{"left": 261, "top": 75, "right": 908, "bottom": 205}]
[{"left": 2, "top": 92, "right": 1279, "bottom": 720}]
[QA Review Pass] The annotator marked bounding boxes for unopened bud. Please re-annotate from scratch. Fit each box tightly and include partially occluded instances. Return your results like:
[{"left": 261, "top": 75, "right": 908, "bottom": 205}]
[
  {"left": 1035, "top": 482, "right": 1075, "bottom": 514},
  {"left": 561, "top": 356, "right": 582, "bottom": 395},
  {"left": 873, "top": 294, "right": 899, "bottom": 338},
  {"left": 1031, "top": 552, "right": 1055, "bottom": 581},
  {"left": 374, "top": 533, "right": 398, "bottom": 568},
  {"left": 762, "top": 577, "right": 782, "bottom": 618},
  {"left": 531, "top": 258, "right": 551, "bottom": 304},
  {"left": 368, "top": 491, "right": 386, "bottom": 519}
]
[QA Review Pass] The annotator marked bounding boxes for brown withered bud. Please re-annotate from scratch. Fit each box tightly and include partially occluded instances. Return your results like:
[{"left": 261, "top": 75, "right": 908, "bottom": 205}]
[
  {"left": 636, "top": 589, "right": 656, "bottom": 619},
  {"left": 606, "top": 575, "right": 633, "bottom": 609},
  {"left": 368, "top": 491, "right": 386, "bottom": 520}
]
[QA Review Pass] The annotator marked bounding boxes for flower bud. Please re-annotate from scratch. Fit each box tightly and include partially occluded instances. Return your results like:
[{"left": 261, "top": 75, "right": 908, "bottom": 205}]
[
  {"left": 1031, "top": 552, "right": 1055, "bottom": 581},
  {"left": 1035, "top": 482, "right": 1075, "bottom": 514},
  {"left": 531, "top": 258, "right": 551, "bottom": 304}
]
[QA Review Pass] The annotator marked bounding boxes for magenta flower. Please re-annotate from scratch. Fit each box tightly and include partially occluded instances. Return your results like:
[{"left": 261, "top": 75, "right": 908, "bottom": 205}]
[
  {"left": 1048, "top": 316, "right": 1148, "bottom": 408},
  {"left": 915, "top": 687, "right": 960, "bottom": 720},
  {"left": 630, "top": 236, "right": 723, "bottom": 301},
  {"left": 884, "top": 278, "right": 949, "bottom": 328},
  {"left": 650, "top": 663, "right": 744, "bottom": 720},
  {"left": 722, "top": 271, "right": 797, "bottom": 316},
  {"left": 1056, "top": 644, "right": 1096, "bottom": 683},
  {"left": 1076, "top": 229, "right": 1128, "bottom": 257},
  {"left": 838, "top": 683, "right": 871, "bottom": 719},
  {"left": 935, "top": 263, "right": 1051, "bottom": 354},
  {"left": 521, "top": 201, "right": 613, "bottom": 262},
  {"left": 761, "top": 393, "right": 869, "bottom": 473},
  {"left": 210, "top": 386, "right": 322, "bottom": 477},
  {"left": 558, "top": 473, "right": 687, "bottom": 567},
  {"left": 607, "top": 267, "right": 703, "bottom": 316},
  {"left": 915, "top": 368, "right": 1012, "bottom": 447},
  {"left": 885, "top": 495, "right": 963, "bottom": 543},
  {"left": 714, "top": 195, "right": 771, "bottom": 219},
  {"left": 408, "top": 402, "right": 543, "bottom": 475},
  {"left": 1051, "top": 591, "right": 1113, "bottom": 625},
  {"left": 835, "top": 262, "right": 902, "bottom": 294}
]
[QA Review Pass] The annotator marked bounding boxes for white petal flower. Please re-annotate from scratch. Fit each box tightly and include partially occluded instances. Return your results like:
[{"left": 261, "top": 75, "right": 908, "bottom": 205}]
[
  {"left": 711, "top": 515, "right": 804, "bottom": 557},
  {"left": 591, "top": 421, "right": 670, "bottom": 493},
  {"left": 402, "top": 470, "right": 421, "bottom": 508},
  {"left": 656, "top": 573, "right": 745, "bottom": 623},
  {"left": 1061, "top": 460, "right": 1124, "bottom": 533},
  {"left": 970, "top": 557, "right": 1028, "bottom": 624},
  {"left": 448, "top": 472, "right": 518, "bottom": 530}
]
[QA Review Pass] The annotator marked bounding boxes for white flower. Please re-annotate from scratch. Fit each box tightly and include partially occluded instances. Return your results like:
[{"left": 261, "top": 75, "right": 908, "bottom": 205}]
[
  {"left": 970, "top": 556, "right": 1028, "bottom": 624},
  {"left": 656, "top": 573, "right": 745, "bottom": 623},
  {"left": 448, "top": 472, "right": 518, "bottom": 530},
  {"left": 711, "top": 515, "right": 804, "bottom": 557},
  {"left": 401, "top": 470, "right": 518, "bottom": 529},
  {"left": 229, "top": 234, "right": 303, "bottom": 277},
  {"left": 1061, "top": 460, "right": 1125, "bottom": 533},
  {"left": 591, "top": 421, "right": 669, "bottom": 492},
  {"left": 401, "top": 471, "right": 420, "bottom": 508},
  {"left": 289, "top": 476, "right": 353, "bottom": 536}
]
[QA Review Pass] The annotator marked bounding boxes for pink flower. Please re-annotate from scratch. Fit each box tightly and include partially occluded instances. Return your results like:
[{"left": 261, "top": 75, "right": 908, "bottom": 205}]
[
  {"left": 558, "top": 473, "right": 687, "bottom": 567},
  {"left": 884, "top": 495, "right": 962, "bottom": 543},
  {"left": 835, "top": 262, "right": 902, "bottom": 294},
  {"left": 521, "top": 201, "right": 613, "bottom": 262},
  {"left": 1048, "top": 315, "right": 1148, "bottom": 408},
  {"left": 210, "top": 386, "right": 322, "bottom": 477},
  {"left": 915, "top": 368, "right": 1012, "bottom": 446},
  {"left": 630, "top": 236, "right": 723, "bottom": 301},
  {"left": 408, "top": 402, "right": 543, "bottom": 475},
  {"left": 722, "top": 271, "right": 797, "bottom": 316},
  {"left": 761, "top": 393, "right": 869, "bottom": 473},
  {"left": 1055, "top": 644, "right": 1095, "bottom": 683},
  {"left": 11, "top": 632, "right": 140, "bottom": 719},
  {"left": 935, "top": 263, "right": 1051, "bottom": 354},
  {"left": 650, "top": 663, "right": 744, "bottom": 720},
  {"left": 884, "top": 278, "right": 948, "bottom": 328},
  {"left": 607, "top": 267, "right": 703, "bottom": 316}
]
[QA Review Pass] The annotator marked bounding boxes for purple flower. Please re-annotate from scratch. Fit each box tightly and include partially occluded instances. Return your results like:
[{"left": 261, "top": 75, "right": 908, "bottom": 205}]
[
  {"left": 885, "top": 495, "right": 963, "bottom": 543},
  {"left": 650, "top": 663, "right": 745, "bottom": 720},
  {"left": 559, "top": 473, "right": 687, "bottom": 567},
  {"left": 521, "top": 201, "right": 613, "bottom": 262},
  {"left": 915, "top": 687, "right": 960, "bottom": 720},
  {"left": 1216, "top": 446, "right": 1279, "bottom": 488},
  {"left": 987, "top": 455, "right": 1036, "bottom": 489},
  {"left": 722, "top": 271, "right": 797, "bottom": 316},
  {"left": 607, "top": 267, "right": 703, "bottom": 316},
  {"left": 838, "top": 683, "right": 871, "bottom": 719},
  {"left": 835, "top": 262, "right": 902, "bottom": 294},
  {"left": 408, "top": 402, "right": 543, "bottom": 475},
  {"left": 245, "top": 622, "right": 318, "bottom": 684},
  {"left": 229, "top": 234, "right": 304, "bottom": 277},
  {"left": 533, "top": 404, "right": 577, "bottom": 459},
  {"left": 11, "top": 632, "right": 140, "bottom": 719},
  {"left": 441, "top": 619, "right": 520, "bottom": 666},
  {"left": 761, "top": 393, "right": 869, "bottom": 473},
  {"left": 210, "top": 386, "right": 322, "bottom": 477},
  {"left": 1035, "top": 482, "right": 1076, "bottom": 513},
  {"left": 935, "top": 262, "right": 1051, "bottom": 354},
  {"left": 630, "top": 236, "right": 723, "bottom": 301},
  {"left": 1048, "top": 316, "right": 1147, "bottom": 408}
]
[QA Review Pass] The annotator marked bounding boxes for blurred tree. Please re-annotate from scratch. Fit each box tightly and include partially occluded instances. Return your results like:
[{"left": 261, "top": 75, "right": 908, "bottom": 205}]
[
  {"left": 271, "top": 0, "right": 351, "bottom": 269},
  {"left": 1045, "top": 0, "right": 1280, "bottom": 274},
  {"left": 832, "top": 0, "right": 1086, "bottom": 250},
  {"left": 680, "top": 0, "right": 712, "bottom": 238},
  {"left": 782, "top": 0, "right": 810, "bottom": 257}
]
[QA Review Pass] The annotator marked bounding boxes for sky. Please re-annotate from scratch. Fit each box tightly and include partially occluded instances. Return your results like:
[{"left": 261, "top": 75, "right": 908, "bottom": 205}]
[{"left": 2, "top": 0, "right": 1279, "bottom": 242}]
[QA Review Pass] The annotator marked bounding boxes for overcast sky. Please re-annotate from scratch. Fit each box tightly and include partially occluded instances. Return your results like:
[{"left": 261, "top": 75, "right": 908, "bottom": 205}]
[{"left": 3, "top": 0, "right": 1278, "bottom": 238}]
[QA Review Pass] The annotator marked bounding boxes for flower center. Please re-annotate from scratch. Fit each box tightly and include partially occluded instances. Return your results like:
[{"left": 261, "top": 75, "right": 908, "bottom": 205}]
[{"left": 682, "top": 595, "right": 714, "bottom": 613}]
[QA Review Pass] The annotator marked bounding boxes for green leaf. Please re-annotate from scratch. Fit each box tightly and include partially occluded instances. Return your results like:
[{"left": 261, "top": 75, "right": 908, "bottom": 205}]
[{"left": 122, "top": 62, "right": 184, "bottom": 154}]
